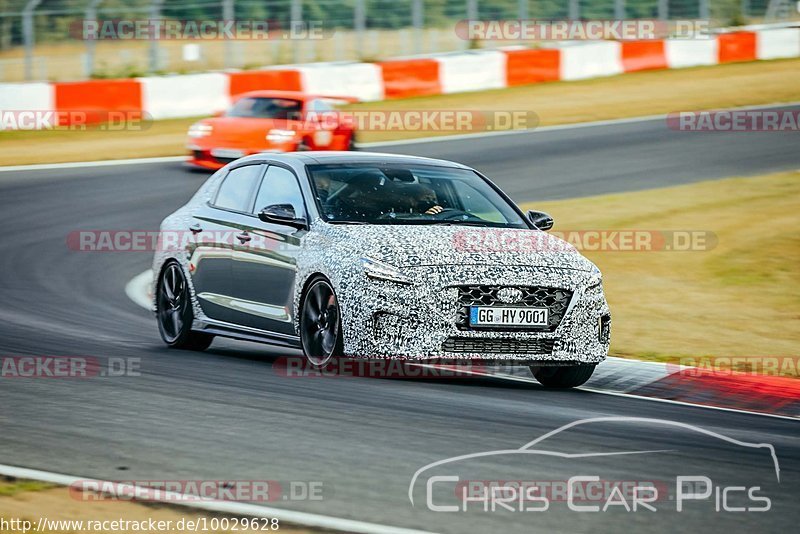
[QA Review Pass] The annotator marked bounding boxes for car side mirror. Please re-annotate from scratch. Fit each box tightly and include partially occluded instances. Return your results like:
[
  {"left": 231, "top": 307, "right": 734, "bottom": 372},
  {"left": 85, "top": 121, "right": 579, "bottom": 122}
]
[
  {"left": 527, "top": 210, "right": 554, "bottom": 231},
  {"left": 258, "top": 204, "right": 307, "bottom": 229}
]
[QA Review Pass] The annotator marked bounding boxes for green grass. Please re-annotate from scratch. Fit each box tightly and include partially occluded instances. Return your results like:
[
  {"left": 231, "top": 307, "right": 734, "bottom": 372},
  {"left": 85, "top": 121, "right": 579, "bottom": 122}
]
[
  {"left": 519, "top": 170, "right": 800, "bottom": 372},
  {"left": 0, "top": 479, "right": 56, "bottom": 497}
]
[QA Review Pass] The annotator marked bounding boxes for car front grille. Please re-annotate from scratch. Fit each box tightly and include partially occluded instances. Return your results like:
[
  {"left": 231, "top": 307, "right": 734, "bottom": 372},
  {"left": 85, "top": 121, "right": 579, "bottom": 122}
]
[
  {"left": 441, "top": 337, "right": 556, "bottom": 354},
  {"left": 454, "top": 285, "right": 573, "bottom": 332}
]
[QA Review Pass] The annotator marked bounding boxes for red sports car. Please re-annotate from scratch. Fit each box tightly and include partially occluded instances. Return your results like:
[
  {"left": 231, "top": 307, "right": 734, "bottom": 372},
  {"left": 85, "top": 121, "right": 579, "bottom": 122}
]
[{"left": 186, "top": 90, "right": 357, "bottom": 170}]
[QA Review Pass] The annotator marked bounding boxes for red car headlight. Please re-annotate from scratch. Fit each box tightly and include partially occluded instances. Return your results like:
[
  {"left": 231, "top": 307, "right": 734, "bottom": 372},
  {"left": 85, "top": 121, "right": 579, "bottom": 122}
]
[{"left": 188, "top": 123, "right": 213, "bottom": 138}]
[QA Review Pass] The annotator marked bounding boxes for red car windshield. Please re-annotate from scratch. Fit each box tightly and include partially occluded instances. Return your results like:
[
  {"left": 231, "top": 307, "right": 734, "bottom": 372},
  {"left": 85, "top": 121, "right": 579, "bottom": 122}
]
[{"left": 226, "top": 97, "right": 303, "bottom": 119}]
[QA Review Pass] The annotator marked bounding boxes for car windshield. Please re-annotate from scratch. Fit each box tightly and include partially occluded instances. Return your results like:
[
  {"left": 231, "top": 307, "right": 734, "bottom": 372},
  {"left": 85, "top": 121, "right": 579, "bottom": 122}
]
[
  {"left": 308, "top": 163, "right": 528, "bottom": 227},
  {"left": 226, "top": 97, "right": 303, "bottom": 119}
]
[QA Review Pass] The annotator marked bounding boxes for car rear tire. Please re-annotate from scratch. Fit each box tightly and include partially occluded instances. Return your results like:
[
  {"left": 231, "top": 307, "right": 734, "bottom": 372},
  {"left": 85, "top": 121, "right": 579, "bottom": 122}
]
[
  {"left": 156, "top": 261, "right": 214, "bottom": 351},
  {"left": 300, "top": 277, "right": 344, "bottom": 368},
  {"left": 531, "top": 363, "right": 596, "bottom": 389}
]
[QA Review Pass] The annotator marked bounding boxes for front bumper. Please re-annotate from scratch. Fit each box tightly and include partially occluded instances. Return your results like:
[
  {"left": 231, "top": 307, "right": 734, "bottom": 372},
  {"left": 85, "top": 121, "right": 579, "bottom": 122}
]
[
  {"left": 338, "top": 265, "right": 610, "bottom": 363},
  {"left": 186, "top": 143, "right": 293, "bottom": 169}
]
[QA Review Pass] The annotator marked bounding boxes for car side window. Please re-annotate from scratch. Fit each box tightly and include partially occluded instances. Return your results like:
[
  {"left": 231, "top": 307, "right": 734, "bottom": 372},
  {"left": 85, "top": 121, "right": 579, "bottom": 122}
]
[
  {"left": 308, "top": 99, "right": 334, "bottom": 113},
  {"left": 213, "top": 164, "right": 263, "bottom": 212},
  {"left": 253, "top": 166, "right": 306, "bottom": 217}
]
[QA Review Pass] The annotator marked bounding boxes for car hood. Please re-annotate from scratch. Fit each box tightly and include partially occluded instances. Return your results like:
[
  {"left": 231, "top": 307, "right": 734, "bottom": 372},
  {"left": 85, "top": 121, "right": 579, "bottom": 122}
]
[
  {"left": 322, "top": 224, "right": 596, "bottom": 271},
  {"left": 201, "top": 116, "right": 301, "bottom": 137}
]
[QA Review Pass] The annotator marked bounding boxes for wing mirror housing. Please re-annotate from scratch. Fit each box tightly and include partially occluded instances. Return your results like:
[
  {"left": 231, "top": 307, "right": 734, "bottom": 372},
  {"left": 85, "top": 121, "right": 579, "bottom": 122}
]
[
  {"left": 258, "top": 204, "right": 307, "bottom": 229},
  {"left": 527, "top": 210, "right": 554, "bottom": 231}
]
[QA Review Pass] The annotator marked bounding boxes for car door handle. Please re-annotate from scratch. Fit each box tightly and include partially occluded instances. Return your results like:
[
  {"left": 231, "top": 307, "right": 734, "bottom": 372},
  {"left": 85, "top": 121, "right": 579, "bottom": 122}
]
[
  {"left": 236, "top": 231, "right": 252, "bottom": 243},
  {"left": 189, "top": 223, "right": 202, "bottom": 234}
]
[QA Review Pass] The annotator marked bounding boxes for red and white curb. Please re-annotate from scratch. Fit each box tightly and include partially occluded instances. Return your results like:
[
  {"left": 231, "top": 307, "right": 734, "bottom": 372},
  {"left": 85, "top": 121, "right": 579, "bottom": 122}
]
[
  {"left": 3, "top": 26, "right": 799, "bottom": 127},
  {"left": 126, "top": 269, "right": 798, "bottom": 420},
  {"left": 0, "top": 465, "right": 433, "bottom": 534},
  {"left": 460, "top": 360, "right": 800, "bottom": 420}
]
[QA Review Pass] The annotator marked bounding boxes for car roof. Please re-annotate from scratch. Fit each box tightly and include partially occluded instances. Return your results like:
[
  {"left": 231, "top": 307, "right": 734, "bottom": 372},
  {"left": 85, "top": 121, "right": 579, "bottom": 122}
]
[
  {"left": 233, "top": 90, "right": 315, "bottom": 101},
  {"left": 235, "top": 151, "right": 473, "bottom": 169},
  {"left": 231, "top": 90, "right": 359, "bottom": 102}
]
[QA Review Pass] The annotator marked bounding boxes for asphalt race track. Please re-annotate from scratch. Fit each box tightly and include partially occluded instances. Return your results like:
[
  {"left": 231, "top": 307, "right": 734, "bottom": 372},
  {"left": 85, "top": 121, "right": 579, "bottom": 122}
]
[{"left": 1, "top": 112, "right": 798, "bottom": 533}]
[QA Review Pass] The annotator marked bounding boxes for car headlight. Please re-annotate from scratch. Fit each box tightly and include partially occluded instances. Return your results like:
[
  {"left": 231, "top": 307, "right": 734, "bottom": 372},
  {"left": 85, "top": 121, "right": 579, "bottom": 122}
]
[
  {"left": 266, "top": 129, "right": 297, "bottom": 144},
  {"left": 188, "top": 123, "right": 213, "bottom": 138},
  {"left": 361, "top": 258, "right": 413, "bottom": 285},
  {"left": 585, "top": 276, "right": 603, "bottom": 294}
]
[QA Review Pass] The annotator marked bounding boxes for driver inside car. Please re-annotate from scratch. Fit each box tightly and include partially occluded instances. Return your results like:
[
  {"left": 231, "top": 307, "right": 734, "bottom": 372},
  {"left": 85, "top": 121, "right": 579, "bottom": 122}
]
[
  {"left": 327, "top": 170, "right": 388, "bottom": 220},
  {"left": 408, "top": 184, "right": 445, "bottom": 215}
]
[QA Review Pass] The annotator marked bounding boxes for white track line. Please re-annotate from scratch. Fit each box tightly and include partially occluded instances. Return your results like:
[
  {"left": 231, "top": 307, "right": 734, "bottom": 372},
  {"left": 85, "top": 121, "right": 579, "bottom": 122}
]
[
  {"left": 0, "top": 465, "right": 434, "bottom": 534},
  {"left": 3, "top": 101, "right": 798, "bottom": 173},
  {"left": 413, "top": 366, "right": 799, "bottom": 422},
  {"left": 357, "top": 113, "right": 671, "bottom": 148},
  {"left": 124, "top": 269, "right": 153, "bottom": 311},
  {"left": 578, "top": 387, "right": 799, "bottom": 422},
  {"left": 0, "top": 156, "right": 186, "bottom": 173},
  {"left": 359, "top": 100, "right": 800, "bottom": 148}
]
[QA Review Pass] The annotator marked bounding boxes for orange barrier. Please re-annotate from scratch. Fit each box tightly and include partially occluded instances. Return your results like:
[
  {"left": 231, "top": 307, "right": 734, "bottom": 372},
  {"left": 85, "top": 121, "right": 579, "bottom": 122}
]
[
  {"left": 621, "top": 41, "right": 667, "bottom": 72},
  {"left": 377, "top": 59, "right": 441, "bottom": 99},
  {"left": 718, "top": 31, "right": 757, "bottom": 63},
  {"left": 53, "top": 79, "right": 142, "bottom": 125},
  {"left": 503, "top": 49, "right": 560, "bottom": 86},
  {"left": 227, "top": 70, "right": 303, "bottom": 98}
]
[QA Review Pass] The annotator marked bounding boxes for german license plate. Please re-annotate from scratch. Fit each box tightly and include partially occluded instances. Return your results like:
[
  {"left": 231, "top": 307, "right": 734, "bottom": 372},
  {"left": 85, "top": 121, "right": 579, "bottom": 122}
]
[
  {"left": 470, "top": 306, "right": 548, "bottom": 327},
  {"left": 210, "top": 148, "right": 245, "bottom": 159}
]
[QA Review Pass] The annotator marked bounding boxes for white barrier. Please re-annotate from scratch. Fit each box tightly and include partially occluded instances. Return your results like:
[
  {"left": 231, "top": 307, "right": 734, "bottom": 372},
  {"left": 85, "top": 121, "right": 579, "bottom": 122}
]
[
  {"left": 0, "top": 82, "right": 53, "bottom": 110},
  {"left": 291, "top": 62, "right": 385, "bottom": 102},
  {"left": 0, "top": 82, "right": 55, "bottom": 129},
  {"left": 434, "top": 51, "right": 506, "bottom": 93},
  {"left": 665, "top": 39, "right": 719, "bottom": 68},
  {"left": 756, "top": 28, "right": 800, "bottom": 60},
  {"left": 5, "top": 28, "right": 800, "bottom": 130},
  {"left": 559, "top": 41, "right": 623, "bottom": 81},
  {"left": 138, "top": 73, "right": 230, "bottom": 120}
]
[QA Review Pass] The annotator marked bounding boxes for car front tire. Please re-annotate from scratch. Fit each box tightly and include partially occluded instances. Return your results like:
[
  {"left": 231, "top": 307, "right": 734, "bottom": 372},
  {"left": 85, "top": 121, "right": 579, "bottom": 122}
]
[
  {"left": 531, "top": 363, "right": 596, "bottom": 389},
  {"left": 300, "top": 276, "right": 344, "bottom": 368}
]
